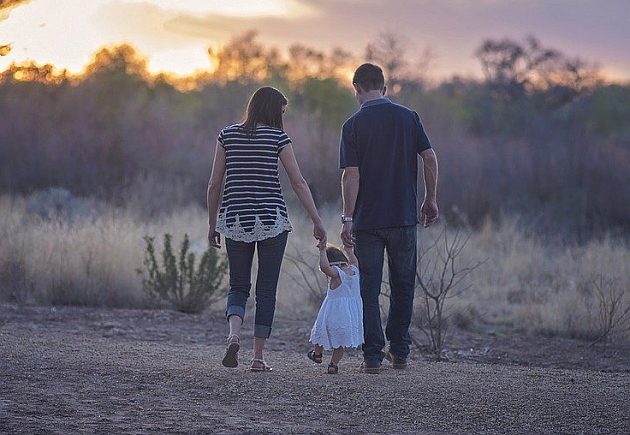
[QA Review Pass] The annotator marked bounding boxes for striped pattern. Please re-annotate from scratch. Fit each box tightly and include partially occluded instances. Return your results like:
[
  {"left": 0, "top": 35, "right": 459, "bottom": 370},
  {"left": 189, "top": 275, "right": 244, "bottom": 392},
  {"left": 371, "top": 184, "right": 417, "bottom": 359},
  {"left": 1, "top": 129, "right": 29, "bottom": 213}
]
[{"left": 216, "top": 124, "right": 292, "bottom": 242}]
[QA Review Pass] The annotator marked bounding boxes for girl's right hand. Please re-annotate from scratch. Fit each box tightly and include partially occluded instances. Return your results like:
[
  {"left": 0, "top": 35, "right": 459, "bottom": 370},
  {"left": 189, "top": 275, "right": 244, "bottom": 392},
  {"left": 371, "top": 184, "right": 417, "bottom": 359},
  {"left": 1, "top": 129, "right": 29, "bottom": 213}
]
[{"left": 317, "top": 239, "right": 327, "bottom": 251}]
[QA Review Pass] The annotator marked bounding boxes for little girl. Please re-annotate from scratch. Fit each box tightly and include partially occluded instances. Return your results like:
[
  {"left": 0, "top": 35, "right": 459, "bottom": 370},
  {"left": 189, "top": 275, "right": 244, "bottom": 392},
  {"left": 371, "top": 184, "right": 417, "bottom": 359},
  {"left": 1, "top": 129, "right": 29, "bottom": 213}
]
[{"left": 308, "top": 242, "right": 364, "bottom": 374}]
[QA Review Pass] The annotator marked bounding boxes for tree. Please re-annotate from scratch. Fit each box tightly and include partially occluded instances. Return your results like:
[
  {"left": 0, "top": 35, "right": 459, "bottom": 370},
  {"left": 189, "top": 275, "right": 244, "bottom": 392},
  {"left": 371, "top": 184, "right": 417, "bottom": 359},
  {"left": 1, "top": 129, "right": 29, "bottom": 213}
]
[
  {"left": 365, "top": 31, "right": 410, "bottom": 88},
  {"left": 209, "top": 31, "right": 287, "bottom": 84},
  {"left": 475, "top": 35, "right": 599, "bottom": 104},
  {"left": 365, "top": 32, "right": 433, "bottom": 93}
]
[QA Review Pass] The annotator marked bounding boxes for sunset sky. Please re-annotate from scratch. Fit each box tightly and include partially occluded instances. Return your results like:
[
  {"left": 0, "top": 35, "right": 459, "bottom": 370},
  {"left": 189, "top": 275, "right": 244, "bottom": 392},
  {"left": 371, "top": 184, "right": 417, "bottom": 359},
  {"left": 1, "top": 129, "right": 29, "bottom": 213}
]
[{"left": 1, "top": 0, "right": 629, "bottom": 80}]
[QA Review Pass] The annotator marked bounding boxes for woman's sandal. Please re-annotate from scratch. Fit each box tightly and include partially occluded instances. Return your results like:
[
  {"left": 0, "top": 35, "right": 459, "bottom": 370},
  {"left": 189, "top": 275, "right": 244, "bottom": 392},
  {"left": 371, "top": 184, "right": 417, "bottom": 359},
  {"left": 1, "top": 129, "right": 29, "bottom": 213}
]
[
  {"left": 221, "top": 335, "right": 240, "bottom": 368},
  {"left": 307, "top": 350, "right": 323, "bottom": 364},
  {"left": 327, "top": 363, "right": 339, "bottom": 374},
  {"left": 250, "top": 358, "right": 273, "bottom": 372}
]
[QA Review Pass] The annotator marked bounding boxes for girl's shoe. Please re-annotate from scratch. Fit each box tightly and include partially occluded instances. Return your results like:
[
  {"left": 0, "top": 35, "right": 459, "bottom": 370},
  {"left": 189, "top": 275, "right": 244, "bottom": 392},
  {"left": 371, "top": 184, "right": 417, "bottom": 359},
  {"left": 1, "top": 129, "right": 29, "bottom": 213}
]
[
  {"left": 221, "top": 335, "right": 240, "bottom": 368},
  {"left": 307, "top": 349, "right": 323, "bottom": 364},
  {"left": 327, "top": 362, "right": 338, "bottom": 374},
  {"left": 250, "top": 358, "right": 273, "bottom": 372}
]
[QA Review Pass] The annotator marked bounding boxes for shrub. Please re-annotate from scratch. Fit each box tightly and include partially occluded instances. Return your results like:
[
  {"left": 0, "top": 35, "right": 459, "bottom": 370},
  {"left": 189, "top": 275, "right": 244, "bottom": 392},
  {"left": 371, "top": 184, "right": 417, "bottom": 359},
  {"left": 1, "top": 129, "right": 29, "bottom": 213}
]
[{"left": 137, "top": 233, "right": 227, "bottom": 314}]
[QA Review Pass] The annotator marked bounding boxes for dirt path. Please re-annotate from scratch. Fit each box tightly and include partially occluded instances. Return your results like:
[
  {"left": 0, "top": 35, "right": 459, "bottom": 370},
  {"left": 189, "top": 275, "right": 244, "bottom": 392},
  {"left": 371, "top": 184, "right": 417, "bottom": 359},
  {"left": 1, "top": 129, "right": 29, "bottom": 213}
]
[{"left": 1, "top": 304, "right": 629, "bottom": 434}]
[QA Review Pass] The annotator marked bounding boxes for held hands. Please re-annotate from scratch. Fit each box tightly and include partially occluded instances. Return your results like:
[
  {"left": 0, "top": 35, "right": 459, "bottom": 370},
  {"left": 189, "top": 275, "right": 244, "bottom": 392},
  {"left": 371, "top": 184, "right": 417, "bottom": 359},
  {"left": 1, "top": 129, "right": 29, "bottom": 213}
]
[
  {"left": 207, "top": 225, "right": 221, "bottom": 248},
  {"left": 421, "top": 199, "right": 439, "bottom": 227},
  {"left": 313, "top": 221, "right": 327, "bottom": 247}
]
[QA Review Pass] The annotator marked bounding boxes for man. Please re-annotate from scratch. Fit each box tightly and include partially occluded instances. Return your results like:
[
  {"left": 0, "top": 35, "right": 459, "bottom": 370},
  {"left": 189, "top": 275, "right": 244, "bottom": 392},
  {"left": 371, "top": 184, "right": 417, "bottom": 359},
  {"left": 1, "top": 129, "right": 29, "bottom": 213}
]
[{"left": 339, "top": 63, "right": 439, "bottom": 374}]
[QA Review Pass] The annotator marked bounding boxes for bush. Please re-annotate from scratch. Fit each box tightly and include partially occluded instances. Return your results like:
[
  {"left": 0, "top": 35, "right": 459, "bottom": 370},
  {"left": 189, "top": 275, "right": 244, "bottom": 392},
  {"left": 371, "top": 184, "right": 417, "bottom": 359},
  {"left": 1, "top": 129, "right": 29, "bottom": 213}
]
[{"left": 137, "top": 233, "right": 227, "bottom": 313}]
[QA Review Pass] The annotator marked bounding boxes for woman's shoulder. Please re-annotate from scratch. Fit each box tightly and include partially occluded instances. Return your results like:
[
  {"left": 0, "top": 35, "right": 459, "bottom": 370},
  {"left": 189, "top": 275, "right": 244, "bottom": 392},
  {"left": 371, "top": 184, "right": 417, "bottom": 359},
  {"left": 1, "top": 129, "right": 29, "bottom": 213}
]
[
  {"left": 257, "top": 125, "right": 288, "bottom": 136},
  {"left": 221, "top": 124, "right": 242, "bottom": 133}
]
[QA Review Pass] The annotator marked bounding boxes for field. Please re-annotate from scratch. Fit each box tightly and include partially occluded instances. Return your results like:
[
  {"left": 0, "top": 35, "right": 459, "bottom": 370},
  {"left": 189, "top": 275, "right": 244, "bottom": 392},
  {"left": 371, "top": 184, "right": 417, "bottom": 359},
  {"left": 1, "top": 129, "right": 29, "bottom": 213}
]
[
  {"left": 1, "top": 193, "right": 629, "bottom": 343},
  {"left": 1, "top": 303, "right": 629, "bottom": 434}
]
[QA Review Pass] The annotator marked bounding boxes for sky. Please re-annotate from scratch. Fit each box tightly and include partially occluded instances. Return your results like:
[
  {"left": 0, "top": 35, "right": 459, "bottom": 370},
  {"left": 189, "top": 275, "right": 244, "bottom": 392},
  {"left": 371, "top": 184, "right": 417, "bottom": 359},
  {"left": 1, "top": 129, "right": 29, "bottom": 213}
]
[{"left": 1, "top": 0, "right": 629, "bottom": 80}]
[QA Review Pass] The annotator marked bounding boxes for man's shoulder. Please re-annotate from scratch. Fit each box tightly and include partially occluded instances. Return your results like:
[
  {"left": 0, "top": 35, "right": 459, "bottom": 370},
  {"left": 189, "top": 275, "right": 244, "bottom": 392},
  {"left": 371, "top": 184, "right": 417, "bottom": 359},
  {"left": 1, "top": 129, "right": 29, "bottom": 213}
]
[
  {"left": 342, "top": 110, "right": 362, "bottom": 130},
  {"left": 388, "top": 101, "right": 418, "bottom": 118}
]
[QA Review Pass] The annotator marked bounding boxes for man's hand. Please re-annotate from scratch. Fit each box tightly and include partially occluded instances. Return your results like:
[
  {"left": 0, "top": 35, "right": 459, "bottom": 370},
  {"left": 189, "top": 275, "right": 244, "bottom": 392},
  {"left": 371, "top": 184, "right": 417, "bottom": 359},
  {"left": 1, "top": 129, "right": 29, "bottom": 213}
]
[
  {"left": 208, "top": 226, "right": 221, "bottom": 248},
  {"left": 340, "top": 221, "right": 355, "bottom": 248},
  {"left": 420, "top": 199, "right": 439, "bottom": 227}
]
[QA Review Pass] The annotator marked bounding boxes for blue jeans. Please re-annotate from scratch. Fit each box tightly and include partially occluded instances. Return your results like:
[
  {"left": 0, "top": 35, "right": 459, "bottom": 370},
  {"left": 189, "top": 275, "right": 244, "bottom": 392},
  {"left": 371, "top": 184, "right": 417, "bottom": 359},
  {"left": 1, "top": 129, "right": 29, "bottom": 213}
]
[
  {"left": 225, "top": 231, "right": 288, "bottom": 338},
  {"left": 355, "top": 226, "right": 417, "bottom": 363}
]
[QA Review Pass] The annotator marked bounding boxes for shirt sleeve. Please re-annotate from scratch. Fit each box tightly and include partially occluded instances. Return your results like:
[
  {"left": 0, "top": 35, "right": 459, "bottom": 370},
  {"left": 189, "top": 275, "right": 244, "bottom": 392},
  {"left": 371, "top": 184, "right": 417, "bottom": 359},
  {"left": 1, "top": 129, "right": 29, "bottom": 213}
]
[
  {"left": 339, "top": 120, "right": 359, "bottom": 168},
  {"left": 278, "top": 131, "right": 291, "bottom": 153},
  {"left": 413, "top": 111, "right": 432, "bottom": 154},
  {"left": 217, "top": 128, "right": 225, "bottom": 148}
]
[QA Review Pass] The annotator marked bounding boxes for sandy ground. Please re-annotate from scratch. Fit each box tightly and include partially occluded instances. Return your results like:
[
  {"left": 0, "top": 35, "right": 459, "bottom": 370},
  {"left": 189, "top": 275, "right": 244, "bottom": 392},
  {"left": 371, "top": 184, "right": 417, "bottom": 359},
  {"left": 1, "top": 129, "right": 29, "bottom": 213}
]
[{"left": 1, "top": 304, "right": 629, "bottom": 434}]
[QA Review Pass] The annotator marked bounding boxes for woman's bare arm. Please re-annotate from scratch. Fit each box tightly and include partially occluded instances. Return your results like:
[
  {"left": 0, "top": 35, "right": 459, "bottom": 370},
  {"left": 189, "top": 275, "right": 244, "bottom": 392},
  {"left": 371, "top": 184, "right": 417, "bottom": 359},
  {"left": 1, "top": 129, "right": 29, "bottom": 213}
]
[
  {"left": 279, "top": 144, "right": 326, "bottom": 244},
  {"left": 207, "top": 141, "right": 226, "bottom": 247}
]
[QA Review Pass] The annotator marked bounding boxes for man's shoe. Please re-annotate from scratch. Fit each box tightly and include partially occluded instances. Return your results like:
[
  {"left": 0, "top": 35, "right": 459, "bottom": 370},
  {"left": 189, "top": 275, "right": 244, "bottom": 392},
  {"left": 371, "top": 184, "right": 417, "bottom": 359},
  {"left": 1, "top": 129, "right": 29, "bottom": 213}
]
[
  {"left": 385, "top": 351, "right": 407, "bottom": 369},
  {"left": 360, "top": 360, "right": 382, "bottom": 374}
]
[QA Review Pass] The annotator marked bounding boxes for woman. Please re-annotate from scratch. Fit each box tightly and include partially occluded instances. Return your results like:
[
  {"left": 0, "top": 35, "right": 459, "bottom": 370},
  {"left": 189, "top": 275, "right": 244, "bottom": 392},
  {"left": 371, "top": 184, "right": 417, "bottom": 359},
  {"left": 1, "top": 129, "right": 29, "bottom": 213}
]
[{"left": 207, "top": 86, "right": 326, "bottom": 371}]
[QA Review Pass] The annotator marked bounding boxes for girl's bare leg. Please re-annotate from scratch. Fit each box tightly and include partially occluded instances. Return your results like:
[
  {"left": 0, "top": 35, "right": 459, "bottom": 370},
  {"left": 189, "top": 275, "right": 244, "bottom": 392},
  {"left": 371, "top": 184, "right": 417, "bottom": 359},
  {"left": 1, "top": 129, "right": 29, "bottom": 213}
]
[{"left": 331, "top": 347, "right": 344, "bottom": 365}]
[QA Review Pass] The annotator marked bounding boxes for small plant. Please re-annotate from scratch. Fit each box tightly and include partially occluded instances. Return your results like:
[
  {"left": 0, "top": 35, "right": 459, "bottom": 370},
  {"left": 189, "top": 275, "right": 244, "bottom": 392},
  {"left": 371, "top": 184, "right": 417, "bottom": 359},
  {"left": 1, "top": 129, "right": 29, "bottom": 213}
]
[
  {"left": 137, "top": 233, "right": 227, "bottom": 314},
  {"left": 284, "top": 247, "right": 327, "bottom": 309},
  {"left": 589, "top": 275, "right": 630, "bottom": 345},
  {"left": 415, "top": 227, "right": 484, "bottom": 358}
]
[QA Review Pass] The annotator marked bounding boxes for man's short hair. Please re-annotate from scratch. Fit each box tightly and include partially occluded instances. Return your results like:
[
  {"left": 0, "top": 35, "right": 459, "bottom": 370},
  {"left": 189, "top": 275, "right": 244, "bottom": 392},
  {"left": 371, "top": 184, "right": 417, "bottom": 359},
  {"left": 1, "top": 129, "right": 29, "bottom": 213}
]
[{"left": 353, "top": 63, "right": 385, "bottom": 92}]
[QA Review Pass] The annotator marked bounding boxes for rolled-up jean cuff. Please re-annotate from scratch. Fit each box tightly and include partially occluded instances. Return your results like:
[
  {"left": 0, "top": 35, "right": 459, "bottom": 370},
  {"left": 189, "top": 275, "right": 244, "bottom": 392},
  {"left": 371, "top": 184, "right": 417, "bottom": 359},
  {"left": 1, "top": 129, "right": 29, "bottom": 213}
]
[
  {"left": 254, "top": 324, "right": 272, "bottom": 338},
  {"left": 226, "top": 305, "right": 245, "bottom": 321}
]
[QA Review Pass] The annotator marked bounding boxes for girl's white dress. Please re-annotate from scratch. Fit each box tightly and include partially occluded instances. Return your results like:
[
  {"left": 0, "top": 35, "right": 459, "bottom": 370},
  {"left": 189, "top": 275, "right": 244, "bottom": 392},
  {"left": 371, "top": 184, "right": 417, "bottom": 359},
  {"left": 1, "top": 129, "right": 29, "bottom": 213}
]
[{"left": 309, "top": 265, "right": 364, "bottom": 350}]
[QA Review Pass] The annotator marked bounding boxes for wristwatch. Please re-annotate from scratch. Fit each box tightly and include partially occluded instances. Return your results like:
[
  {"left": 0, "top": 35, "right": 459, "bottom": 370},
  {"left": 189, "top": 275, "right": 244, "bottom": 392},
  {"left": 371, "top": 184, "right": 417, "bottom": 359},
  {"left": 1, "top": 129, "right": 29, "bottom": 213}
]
[{"left": 341, "top": 214, "right": 353, "bottom": 223}]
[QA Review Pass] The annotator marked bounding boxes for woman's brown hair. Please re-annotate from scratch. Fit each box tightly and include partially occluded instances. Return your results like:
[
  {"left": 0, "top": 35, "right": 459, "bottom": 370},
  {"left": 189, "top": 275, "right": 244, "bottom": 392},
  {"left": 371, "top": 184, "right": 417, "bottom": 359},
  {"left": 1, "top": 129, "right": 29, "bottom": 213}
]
[
  {"left": 240, "top": 86, "right": 288, "bottom": 134},
  {"left": 326, "top": 246, "right": 349, "bottom": 265}
]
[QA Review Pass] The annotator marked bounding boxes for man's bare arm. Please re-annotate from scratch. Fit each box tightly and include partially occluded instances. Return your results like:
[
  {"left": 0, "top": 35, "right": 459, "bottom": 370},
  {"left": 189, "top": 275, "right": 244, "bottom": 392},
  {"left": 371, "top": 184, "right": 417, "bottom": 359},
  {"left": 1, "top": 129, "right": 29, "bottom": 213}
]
[
  {"left": 341, "top": 167, "right": 360, "bottom": 247},
  {"left": 419, "top": 148, "right": 439, "bottom": 227}
]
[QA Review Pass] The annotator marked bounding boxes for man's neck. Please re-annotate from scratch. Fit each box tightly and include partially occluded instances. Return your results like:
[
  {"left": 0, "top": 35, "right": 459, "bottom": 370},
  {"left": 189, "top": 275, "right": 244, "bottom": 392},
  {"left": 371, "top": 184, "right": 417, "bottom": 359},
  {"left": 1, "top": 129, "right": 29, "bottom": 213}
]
[{"left": 361, "top": 91, "right": 385, "bottom": 104}]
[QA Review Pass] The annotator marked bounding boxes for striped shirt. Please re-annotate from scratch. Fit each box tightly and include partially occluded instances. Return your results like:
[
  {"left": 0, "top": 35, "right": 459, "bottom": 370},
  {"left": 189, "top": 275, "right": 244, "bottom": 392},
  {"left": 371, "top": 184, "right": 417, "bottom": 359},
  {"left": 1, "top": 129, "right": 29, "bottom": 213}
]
[{"left": 216, "top": 124, "right": 293, "bottom": 242}]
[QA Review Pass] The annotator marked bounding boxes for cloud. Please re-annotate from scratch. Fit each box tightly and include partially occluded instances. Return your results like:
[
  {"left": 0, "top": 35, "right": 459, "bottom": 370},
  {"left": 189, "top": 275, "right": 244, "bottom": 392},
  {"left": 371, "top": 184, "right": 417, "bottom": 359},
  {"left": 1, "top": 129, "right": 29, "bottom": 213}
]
[
  {"left": 164, "top": 0, "right": 630, "bottom": 78},
  {"left": 95, "top": 1, "right": 218, "bottom": 51},
  {"left": 0, "top": 0, "right": 30, "bottom": 21}
]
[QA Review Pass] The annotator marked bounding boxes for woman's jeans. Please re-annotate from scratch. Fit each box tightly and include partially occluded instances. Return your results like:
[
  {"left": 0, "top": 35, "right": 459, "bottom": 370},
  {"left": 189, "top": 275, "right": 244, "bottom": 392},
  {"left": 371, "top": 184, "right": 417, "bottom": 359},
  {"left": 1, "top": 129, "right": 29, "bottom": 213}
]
[
  {"left": 354, "top": 226, "right": 417, "bottom": 364},
  {"left": 225, "top": 231, "right": 288, "bottom": 338}
]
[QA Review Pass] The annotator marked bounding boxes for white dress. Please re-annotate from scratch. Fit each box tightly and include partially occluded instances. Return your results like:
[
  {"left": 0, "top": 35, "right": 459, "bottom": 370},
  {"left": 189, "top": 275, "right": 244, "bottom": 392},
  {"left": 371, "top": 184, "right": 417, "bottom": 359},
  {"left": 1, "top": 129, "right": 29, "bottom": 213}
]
[{"left": 309, "top": 265, "right": 364, "bottom": 350}]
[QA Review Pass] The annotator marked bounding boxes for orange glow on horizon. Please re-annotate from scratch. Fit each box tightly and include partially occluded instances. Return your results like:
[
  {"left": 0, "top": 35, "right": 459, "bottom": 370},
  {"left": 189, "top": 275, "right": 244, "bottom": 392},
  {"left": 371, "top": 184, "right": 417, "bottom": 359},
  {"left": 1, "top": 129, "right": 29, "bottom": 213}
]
[{"left": 1, "top": 1, "right": 628, "bottom": 83}]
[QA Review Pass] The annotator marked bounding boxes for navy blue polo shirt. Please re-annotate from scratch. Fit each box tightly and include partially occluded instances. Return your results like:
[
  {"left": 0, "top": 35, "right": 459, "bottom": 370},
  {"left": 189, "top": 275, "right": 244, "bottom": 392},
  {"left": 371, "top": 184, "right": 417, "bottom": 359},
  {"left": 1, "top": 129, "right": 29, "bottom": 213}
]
[{"left": 339, "top": 98, "right": 432, "bottom": 231}]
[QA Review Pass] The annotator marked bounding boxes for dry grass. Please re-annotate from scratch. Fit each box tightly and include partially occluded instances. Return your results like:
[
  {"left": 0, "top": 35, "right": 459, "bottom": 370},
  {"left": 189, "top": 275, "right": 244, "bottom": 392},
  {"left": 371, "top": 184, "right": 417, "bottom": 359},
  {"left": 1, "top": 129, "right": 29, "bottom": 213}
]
[
  {"left": 0, "top": 195, "right": 210, "bottom": 308},
  {"left": 1, "top": 194, "right": 628, "bottom": 342}
]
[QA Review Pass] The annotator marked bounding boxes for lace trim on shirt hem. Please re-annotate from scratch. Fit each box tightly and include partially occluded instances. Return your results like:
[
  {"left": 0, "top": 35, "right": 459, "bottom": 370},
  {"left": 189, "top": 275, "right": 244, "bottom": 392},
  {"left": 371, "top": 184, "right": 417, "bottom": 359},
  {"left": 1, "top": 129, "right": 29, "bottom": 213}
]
[{"left": 217, "top": 208, "right": 293, "bottom": 242}]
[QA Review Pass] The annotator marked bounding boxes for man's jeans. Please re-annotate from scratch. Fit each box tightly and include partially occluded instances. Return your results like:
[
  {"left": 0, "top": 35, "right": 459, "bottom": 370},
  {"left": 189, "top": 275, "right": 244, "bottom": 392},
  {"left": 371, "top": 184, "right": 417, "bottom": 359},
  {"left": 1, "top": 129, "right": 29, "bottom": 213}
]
[
  {"left": 225, "top": 231, "right": 288, "bottom": 338},
  {"left": 355, "top": 226, "right": 417, "bottom": 364}
]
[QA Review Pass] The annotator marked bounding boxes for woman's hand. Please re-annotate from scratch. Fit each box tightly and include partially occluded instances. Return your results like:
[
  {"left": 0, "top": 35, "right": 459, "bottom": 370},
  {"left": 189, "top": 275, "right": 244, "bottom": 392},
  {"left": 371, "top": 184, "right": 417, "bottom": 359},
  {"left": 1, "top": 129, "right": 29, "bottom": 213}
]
[
  {"left": 313, "top": 221, "right": 327, "bottom": 246},
  {"left": 208, "top": 226, "right": 221, "bottom": 248}
]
